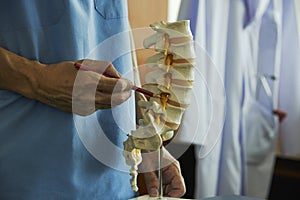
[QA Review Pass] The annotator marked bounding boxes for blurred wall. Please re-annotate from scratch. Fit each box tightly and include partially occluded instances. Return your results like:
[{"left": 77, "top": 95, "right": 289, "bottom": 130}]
[
  {"left": 128, "top": 0, "right": 168, "bottom": 78},
  {"left": 128, "top": 0, "right": 168, "bottom": 28}
]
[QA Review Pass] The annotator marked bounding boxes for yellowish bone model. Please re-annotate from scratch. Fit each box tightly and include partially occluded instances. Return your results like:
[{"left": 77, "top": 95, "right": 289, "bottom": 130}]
[{"left": 123, "top": 20, "right": 195, "bottom": 192}]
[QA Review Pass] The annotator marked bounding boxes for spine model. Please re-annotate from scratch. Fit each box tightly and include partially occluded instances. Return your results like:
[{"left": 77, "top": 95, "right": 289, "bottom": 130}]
[{"left": 123, "top": 20, "right": 195, "bottom": 192}]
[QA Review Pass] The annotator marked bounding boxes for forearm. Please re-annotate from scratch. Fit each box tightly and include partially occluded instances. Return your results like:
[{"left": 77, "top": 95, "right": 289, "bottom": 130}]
[
  {"left": 0, "top": 47, "right": 44, "bottom": 99},
  {"left": 0, "top": 47, "right": 133, "bottom": 115}
]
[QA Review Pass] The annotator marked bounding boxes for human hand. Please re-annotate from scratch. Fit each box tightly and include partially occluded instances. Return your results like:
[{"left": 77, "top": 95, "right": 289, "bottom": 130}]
[
  {"left": 34, "top": 59, "right": 133, "bottom": 115},
  {"left": 140, "top": 149, "right": 186, "bottom": 198}
]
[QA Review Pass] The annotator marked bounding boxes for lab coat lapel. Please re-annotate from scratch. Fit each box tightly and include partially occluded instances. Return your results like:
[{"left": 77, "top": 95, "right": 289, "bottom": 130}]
[{"left": 243, "top": 0, "right": 271, "bottom": 28}]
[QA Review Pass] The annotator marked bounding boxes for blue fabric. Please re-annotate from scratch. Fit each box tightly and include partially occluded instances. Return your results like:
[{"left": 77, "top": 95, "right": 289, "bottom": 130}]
[
  {"left": 178, "top": 0, "right": 199, "bottom": 35},
  {"left": 0, "top": 0, "right": 136, "bottom": 199}
]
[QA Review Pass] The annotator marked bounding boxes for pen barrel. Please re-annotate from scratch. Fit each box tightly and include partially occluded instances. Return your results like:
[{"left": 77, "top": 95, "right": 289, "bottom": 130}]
[
  {"left": 75, "top": 63, "right": 155, "bottom": 97},
  {"left": 132, "top": 86, "right": 154, "bottom": 97}
]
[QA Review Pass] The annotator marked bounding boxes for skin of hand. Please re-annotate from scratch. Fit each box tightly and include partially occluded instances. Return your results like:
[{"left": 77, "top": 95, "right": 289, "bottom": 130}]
[
  {"left": 143, "top": 162, "right": 186, "bottom": 197},
  {"left": 140, "top": 149, "right": 186, "bottom": 198},
  {"left": 35, "top": 59, "right": 133, "bottom": 115},
  {"left": 0, "top": 48, "right": 133, "bottom": 115}
]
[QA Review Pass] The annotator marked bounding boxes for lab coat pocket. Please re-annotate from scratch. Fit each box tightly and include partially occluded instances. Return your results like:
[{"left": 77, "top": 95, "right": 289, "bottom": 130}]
[
  {"left": 243, "top": 98, "right": 277, "bottom": 164},
  {"left": 94, "top": 0, "right": 128, "bottom": 19}
]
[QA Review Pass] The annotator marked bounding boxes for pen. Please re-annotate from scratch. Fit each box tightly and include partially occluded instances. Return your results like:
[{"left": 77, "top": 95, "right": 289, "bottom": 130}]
[{"left": 74, "top": 63, "right": 155, "bottom": 97}]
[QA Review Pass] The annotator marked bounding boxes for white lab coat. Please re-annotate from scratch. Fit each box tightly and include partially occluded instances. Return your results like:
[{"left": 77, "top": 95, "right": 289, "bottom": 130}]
[
  {"left": 278, "top": 0, "right": 300, "bottom": 157},
  {"left": 177, "top": 0, "right": 282, "bottom": 198},
  {"left": 242, "top": 0, "right": 282, "bottom": 197}
]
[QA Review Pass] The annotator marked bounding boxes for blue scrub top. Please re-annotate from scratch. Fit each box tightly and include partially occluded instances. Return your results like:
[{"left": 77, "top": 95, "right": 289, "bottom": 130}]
[{"left": 0, "top": 0, "right": 136, "bottom": 199}]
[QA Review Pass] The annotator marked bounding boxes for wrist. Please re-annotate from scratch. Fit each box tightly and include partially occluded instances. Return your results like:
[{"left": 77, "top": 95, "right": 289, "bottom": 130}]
[
  {"left": 0, "top": 47, "right": 45, "bottom": 100},
  {"left": 18, "top": 60, "right": 45, "bottom": 100}
]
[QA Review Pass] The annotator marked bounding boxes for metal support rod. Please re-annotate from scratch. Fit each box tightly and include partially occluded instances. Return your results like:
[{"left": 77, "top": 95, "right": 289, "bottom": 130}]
[{"left": 158, "top": 146, "right": 163, "bottom": 199}]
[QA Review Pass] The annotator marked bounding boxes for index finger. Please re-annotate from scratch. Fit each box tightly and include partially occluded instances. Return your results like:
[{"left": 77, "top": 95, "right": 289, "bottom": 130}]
[
  {"left": 98, "top": 76, "right": 133, "bottom": 93},
  {"left": 77, "top": 60, "right": 121, "bottom": 78}
]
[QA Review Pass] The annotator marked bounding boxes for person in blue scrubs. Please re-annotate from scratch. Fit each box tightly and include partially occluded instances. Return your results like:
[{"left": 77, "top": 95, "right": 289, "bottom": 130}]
[{"left": 0, "top": 1, "right": 185, "bottom": 199}]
